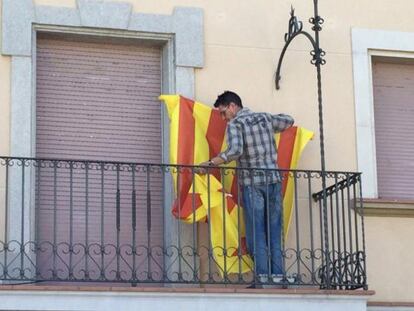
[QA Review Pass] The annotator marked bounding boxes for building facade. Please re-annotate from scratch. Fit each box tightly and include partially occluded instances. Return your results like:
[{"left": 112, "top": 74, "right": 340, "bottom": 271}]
[{"left": 0, "top": 0, "right": 413, "bottom": 310}]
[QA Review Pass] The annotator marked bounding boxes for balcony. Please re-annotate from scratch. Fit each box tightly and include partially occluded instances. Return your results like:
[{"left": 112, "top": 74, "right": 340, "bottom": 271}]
[{"left": 0, "top": 156, "right": 366, "bottom": 289}]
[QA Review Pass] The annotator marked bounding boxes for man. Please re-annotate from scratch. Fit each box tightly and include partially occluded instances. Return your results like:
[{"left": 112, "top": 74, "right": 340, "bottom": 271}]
[{"left": 199, "top": 91, "right": 294, "bottom": 286}]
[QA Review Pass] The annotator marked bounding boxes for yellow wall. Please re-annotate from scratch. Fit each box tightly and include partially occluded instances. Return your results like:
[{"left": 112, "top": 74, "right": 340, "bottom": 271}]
[{"left": 0, "top": 0, "right": 412, "bottom": 302}]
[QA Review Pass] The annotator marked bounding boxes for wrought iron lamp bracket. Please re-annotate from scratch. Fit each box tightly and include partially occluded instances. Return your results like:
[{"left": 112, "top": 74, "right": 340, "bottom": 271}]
[
  {"left": 275, "top": 6, "right": 326, "bottom": 90},
  {"left": 274, "top": 0, "right": 335, "bottom": 290}
]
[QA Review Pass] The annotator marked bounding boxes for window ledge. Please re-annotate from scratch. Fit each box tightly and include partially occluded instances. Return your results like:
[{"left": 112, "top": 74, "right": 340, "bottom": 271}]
[{"left": 356, "top": 199, "right": 414, "bottom": 217}]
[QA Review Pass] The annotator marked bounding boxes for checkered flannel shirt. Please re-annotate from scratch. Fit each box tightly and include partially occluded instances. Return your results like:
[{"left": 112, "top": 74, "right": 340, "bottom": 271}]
[{"left": 218, "top": 108, "right": 294, "bottom": 186}]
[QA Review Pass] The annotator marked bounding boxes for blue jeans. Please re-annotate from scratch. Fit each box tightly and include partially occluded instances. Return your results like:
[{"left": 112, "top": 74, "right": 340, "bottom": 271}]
[{"left": 242, "top": 183, "right": 283, "bottom": 276}]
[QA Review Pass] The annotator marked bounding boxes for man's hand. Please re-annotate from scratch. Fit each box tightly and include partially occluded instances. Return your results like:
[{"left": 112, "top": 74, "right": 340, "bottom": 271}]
[
  {"left": 194, "top": 161, "right": 212, "bottom": 175},
  {"left": 194, "top": 157, "right": 224, "bottom": 175}
]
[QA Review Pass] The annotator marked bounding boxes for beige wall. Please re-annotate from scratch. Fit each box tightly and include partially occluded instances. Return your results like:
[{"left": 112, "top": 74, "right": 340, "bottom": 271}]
[
  {"left": 0, "top": 0, "right": 10, "bottom": 242},
  {"left": 1, "top": 0, "right": 413, "bottom": 302},
  {"left": 365, "top": 216, "right": 414, "bottom": 302},
  {"left": 11, "top": 0, "right": 414, "bottom": 172},
  {"left": 0, "top": 53, "right": 8, "bottom": 239}
]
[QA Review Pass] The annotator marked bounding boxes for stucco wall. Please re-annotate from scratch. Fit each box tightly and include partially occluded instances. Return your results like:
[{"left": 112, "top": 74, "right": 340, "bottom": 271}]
[
  {"left": 365, "top": 216, "right": 414, "bottom": 302},
  {"left": 0, "top": 0, "right": 10, "bottom": 242},
  {"left": 1, "top": 0, "right": 413, "bottom": 303}
]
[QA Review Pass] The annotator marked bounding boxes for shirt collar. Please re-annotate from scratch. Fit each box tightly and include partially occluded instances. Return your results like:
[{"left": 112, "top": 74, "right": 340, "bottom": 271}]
[{"left": 235, "top": 107, "right": 250, "bottom": 117}]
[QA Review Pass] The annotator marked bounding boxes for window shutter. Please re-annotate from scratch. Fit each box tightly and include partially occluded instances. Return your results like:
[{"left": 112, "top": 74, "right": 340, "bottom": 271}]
[
  {"left": 35, "top": 34, "right": 164, "bottom": 280},
  {"left": 372, "top": 60, "right": 414, "bottom": 200}
]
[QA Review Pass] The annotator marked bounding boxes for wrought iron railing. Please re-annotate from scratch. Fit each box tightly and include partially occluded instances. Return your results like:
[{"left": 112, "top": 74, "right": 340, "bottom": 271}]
[{"left": 0, "top": 156, "right": 366, "bottom": 289}]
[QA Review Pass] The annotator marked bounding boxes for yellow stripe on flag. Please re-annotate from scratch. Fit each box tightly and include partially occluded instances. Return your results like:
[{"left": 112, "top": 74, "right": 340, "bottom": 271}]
[{"left": 282, "top": 127, "right": 314, "bottom": 236}]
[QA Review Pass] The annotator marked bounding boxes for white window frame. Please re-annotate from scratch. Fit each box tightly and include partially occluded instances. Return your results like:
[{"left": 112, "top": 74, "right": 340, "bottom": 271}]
[{"left": 352, "top": 28, "right": 414, "bottom": 198}]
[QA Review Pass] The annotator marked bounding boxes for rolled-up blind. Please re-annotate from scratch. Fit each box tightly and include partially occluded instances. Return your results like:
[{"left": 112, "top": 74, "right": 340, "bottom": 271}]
[
  {"left": 373, "top": 60, "right": 414, "bottom": 200},
  {"left": 35, "top": 33, "right": 164, "bottom": 280},
  {"left": 36, "top": 34, "right": 162, "bottom": 162}
]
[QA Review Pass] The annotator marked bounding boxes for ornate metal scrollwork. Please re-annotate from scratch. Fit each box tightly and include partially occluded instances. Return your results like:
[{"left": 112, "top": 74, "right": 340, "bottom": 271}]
[
  {"left": 310, "top": 48, "right": 326, "bottom": 66},
  {"left": 276, "top": 1, "right": 329, "bottom": 89},
  {"left": 284, "top": 7, "right": 303, "bottom": 42},
  {"left": 309, "top": 15, "right": 324, "bottom": 31}
]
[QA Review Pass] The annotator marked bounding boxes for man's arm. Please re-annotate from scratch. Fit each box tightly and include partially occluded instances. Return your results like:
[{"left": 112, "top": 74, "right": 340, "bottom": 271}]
[
  {"left": 198, "top": 122, "right": 243, "bottom": 169},
  {"left": 271, "top": 113, "right": 294, "bottom": 133},
  {"left": 217, "top": 122, "right": 243, "bottom": 163}
]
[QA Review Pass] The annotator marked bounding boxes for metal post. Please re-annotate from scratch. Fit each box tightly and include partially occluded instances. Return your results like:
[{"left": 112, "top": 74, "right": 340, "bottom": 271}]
[{"left": 275, "top": 0, "right": 330, "bottom": 288}]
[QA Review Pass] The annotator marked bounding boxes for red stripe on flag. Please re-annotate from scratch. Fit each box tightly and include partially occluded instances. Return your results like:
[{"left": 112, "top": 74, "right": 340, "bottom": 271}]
[
  {"left": 231, "top": 237, "right": 249, "bottom": 256},
  {"left": 177, "top": 96, "right": 195, "bottom": 165},
  {"left": 206, "top": 109, "right": 227, "bottom": 159},
  {"left": 205, "top": 109, "right": 227, "bottom": 182},
  {"left": 277, "top": 126, "right": 297, "bottom": 197},
  {"left": 172, "top": 96, "right": 196, "bottom": 219},
  {"left": 180, "top": 193, "right": 203, "bottom": 219},
  {"left": 226, "top": 196, "right": 236, "bottom": 214},
  {"left": 230, "top": 177, "right": 239, "bottom": 208}
]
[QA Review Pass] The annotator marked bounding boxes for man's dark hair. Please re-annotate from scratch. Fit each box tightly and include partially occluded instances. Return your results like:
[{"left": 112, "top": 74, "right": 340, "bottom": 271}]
[{"left": 213, "top": 91, "right": 243, "bottom": 108}]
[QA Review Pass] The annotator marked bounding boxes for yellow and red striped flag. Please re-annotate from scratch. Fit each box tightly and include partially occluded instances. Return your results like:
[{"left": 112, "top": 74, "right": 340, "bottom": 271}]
[{"left": 160, "top": 94, "right": 313, "bottom": 274}]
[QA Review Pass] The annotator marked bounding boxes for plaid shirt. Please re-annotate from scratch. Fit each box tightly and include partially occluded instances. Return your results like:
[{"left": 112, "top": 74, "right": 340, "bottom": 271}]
[{"left": 219, "top": 108, "right": 294, "bottom": 186}]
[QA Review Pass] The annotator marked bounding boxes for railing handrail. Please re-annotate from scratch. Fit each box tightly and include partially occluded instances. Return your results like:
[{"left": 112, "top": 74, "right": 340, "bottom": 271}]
[
  {"left": 312, "top": 173, "right": 361, "bottom": 202},
  {"left": 0, "top": 155, "right": 362, "bottom": 175}
]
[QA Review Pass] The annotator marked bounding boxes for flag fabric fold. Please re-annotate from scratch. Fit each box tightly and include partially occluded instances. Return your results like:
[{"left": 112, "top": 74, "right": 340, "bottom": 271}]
[{"left": 160, "top": 94, "right": 313, "bottom": 275}]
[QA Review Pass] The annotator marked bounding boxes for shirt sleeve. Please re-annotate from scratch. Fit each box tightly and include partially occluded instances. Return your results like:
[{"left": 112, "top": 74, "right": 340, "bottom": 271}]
[
  {"left": 271, "top": 114, "right": 294, "bottom": 133},
  {"left": 218, "top": 122, "right": 243, "bottom": 163}
]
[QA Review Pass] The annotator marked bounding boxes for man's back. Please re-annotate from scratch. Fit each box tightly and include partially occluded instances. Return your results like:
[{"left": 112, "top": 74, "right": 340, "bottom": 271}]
[{"left": 228, "top": 108, "right": 294, "bottom": 185}]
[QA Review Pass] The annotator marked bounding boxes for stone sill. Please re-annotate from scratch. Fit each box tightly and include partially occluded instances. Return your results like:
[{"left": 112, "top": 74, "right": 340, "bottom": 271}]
[
  {"left": 0, "top": 284, "right": 375, "bottom": 296},
  {"left": 356, "top": 199, "right": 414, "bottom": 217},
  {"left": 0, "top": 284, "right": 374, "bottom": 311},
  {"left": 368, "top": 301, "right": 414, "bottom": 307}
]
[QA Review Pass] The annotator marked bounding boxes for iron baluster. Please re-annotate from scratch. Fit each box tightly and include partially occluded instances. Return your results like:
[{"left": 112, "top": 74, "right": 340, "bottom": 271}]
[
  {"left": 85, "top": 162, "right": 89, "bottom": 279},
  {"left": 176, "top": 167, "right": 182, "bottom": 281},
  {"left": 116, "top": 164, "right": 121, "bottom": 280},
  {"left": 280, "top": 172, "right": 286, "bottom": 283},
  {"left": 191, "top": 166, "right": 197, "bottom": 282},
  {"left": 346, "top": 173, "right": 354, "bottom": 286},
  {"left": 265, "top": 172, "right": 271, "bottom": 282},
  {"left": 340, "top": 185, "right": 347, "bottom": 285},
  {"left": 146, "top": 165, "right": 152, "bottom": 280},
  {"left": 329, "top": 188, "right": 335, "bottom": 285},
  {"left": 69, "top": 161, "right": 74, "bottom": 279},
  {"left": 100, "top": 163, "right": 105, "bottom": 280},
  {"left": 20, "top": 159, "right": 25, "bottom": 278},
  {"left": 293, "top": 172, "right": 301, "bottom": 283},
  {"left": 207, "top": 170, "right": 212, "bottom": 282},
  {"left": 3, "top": 160, "right": 9, "bottom": 279},
  {"left": 318, "top": 195, "right": 325, "bottom": 285},
  {"left": 220, "top": 167, "right": 228, "bottom": 282},
  {"left": 35, "top": 160, "right": 40, "bottom": 279},
  {"left": 306, "top": 171, "right": 316, "bottom": 284},
  {"left": 53, "top": 161, "right": 58, "bottom": 278},
  {"left": 236, "top": 168, "right": 243, "bottom": 280},
  {"left": 358, "top": 175, "right": 368, "bottom": 289},
  {"left": 334, "top": 173, "right": 343, "bottom": 287},
  {"left": 131, "top": 164, "right": 137, "bottom": 283}
]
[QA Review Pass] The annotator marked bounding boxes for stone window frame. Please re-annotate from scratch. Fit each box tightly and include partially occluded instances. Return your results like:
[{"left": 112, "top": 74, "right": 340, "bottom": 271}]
[
  {"left": 1, "top": 0, "right": 203, "bottom": 274},
  {"left": 3, "top": 0, "right": 203, "bottom": 158}
]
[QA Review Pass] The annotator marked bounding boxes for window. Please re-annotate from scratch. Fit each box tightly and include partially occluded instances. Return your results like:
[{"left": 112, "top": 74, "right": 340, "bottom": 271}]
[
  {"left": 372, "top": 57, "right": 414, "bottom": 200},
  {"left": 352, "top": 28, "right": 414, "bottom": 200}
]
